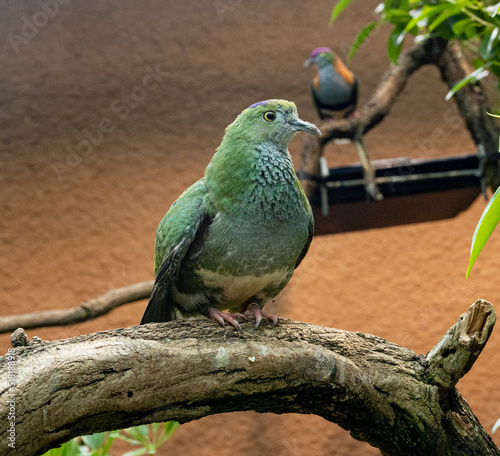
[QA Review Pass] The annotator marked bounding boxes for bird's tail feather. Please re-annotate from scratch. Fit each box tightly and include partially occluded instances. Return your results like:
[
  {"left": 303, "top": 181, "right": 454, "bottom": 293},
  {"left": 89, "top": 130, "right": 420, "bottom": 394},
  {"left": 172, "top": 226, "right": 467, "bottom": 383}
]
[
  {"left": 140, "top": 255, "right": 178, "bottom": 324},
  {"left": 140, "top": 283, "right": 177, "bottom": 324}
]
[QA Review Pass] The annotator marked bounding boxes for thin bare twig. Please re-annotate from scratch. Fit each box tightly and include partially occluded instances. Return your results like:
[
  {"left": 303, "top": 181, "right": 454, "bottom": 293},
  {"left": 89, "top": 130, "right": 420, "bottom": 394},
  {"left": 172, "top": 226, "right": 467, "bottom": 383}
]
[{"left": 0, "top": 281, "right": 153, "bottom": 333}]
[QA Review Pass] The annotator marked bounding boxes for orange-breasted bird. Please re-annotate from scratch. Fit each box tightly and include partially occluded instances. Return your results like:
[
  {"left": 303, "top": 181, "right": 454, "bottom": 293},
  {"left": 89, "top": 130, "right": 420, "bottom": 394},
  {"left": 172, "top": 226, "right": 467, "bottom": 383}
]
[
  {"left": 304, "top": 47, "right": 383, "bottom": 201},
  {"left": 304, "top": 47, "right": 358, "bottom": 119}
]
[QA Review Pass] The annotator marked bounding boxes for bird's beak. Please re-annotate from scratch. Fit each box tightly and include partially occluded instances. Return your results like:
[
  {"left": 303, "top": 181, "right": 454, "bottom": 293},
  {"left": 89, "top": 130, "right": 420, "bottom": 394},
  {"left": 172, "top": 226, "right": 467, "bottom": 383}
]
[
  {"left": 289, "top": 119, "right": 321, "bottom": 136},
  {"left": 303, "top": 58, "right": 313, "bottom": 67}
]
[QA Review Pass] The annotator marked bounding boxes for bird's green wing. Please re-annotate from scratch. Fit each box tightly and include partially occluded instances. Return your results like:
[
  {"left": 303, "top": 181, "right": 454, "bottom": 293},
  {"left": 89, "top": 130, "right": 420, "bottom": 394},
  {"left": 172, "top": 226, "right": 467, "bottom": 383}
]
[
  {"left": 295, "top": 185, "right": 315, "bottom": 269},
  {"left": 295, "top": 214, "right": 314, "bottom": 269},
  {"left": 141, "top": 179, "right": 209, "bottom": 324}
]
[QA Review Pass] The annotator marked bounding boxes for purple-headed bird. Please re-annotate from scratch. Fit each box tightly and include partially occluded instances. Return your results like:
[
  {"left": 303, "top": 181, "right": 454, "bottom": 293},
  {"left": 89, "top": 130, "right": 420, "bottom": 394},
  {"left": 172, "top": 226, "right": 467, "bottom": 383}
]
[
  {"left": 304, "top": 47, "right": 383, "bottom": 201},
  {"left": 304, "top": 47, "right": 358, "bottom": 119}
]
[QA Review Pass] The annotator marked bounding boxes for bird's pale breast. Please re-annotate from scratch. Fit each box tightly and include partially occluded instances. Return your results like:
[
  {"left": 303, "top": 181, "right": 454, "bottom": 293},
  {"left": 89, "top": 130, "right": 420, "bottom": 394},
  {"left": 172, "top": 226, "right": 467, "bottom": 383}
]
[
  {"left": 317, "top": 66, "right": 354, "bottom": 106},
  {"left": 197, "top": 266, "right": 290, "bottom": 306},
  {"left": 182, "top": 185, "right": 310, "bottom": 312}
]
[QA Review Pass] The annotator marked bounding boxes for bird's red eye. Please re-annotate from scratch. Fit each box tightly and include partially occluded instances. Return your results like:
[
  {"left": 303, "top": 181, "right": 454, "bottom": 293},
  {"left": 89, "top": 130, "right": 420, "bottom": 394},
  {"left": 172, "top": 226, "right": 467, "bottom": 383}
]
[{"left": 263, "top": 111, "right": 276, "bottom": 122}]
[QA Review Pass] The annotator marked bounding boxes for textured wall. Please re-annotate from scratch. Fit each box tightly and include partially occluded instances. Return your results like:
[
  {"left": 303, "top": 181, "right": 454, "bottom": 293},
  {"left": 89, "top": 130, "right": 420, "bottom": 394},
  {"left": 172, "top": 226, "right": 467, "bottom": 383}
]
[{"left": 1, "top": 1, "right": 499, "bottom": 454}]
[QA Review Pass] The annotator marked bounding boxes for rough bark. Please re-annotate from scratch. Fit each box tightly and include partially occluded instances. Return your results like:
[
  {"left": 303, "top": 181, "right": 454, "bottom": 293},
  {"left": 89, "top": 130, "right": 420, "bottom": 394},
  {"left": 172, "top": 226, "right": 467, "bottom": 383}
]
[
  {"left": 0, "top": 300, "right": 497, "bottom": 456},
  {"left": 0, "top": 281, "right": 153, "bottom": 334},
  {"left": 300, "top": 37, "right": 500, "bottom": 198},
  {"left": 436, "top": 42, "right": 499, "bottom": 156},
  {"left": 435, "top": 41, "right": 500, "bottom": 190}
]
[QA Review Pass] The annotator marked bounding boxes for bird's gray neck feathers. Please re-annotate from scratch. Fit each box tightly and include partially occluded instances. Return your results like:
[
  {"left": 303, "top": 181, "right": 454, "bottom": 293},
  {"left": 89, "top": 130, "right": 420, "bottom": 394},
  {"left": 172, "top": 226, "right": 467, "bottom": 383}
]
[{"left": 236, "top": 144, "right": 301, "bottom": 225}]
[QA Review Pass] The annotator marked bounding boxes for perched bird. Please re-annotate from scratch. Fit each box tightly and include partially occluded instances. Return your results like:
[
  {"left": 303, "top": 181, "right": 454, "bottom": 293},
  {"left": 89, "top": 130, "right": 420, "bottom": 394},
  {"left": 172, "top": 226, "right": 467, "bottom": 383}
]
[
  {"left": 304, "top": 47, "right": 383, "bottom": 201},
  {"left": 304, "top": 47, "right": 358, "bottom": 119},
  {"left": 141, "top": 99, "right": 321, "bottom": 330}
]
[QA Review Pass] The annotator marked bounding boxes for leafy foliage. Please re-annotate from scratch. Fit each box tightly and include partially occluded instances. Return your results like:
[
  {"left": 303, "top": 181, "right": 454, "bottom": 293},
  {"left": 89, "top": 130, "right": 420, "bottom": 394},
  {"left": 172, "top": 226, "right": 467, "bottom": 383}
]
[
  {"left": 466, "top": 111, "right": 500, "bottom": 277},
  {"left": 331, "top": 0, "right": 500, "bottom": 96},
  {"left": 466, "top": 183, "right": 500, "bottom": 277},
  {"left": 115, "top": 421, "right": 180, "bottom": 455},
  {"left": 42, "top": 422, "right": 179, "bottom": 456},
  {"left": 42, "top": 437, "right": 83, "bottom": 456}
]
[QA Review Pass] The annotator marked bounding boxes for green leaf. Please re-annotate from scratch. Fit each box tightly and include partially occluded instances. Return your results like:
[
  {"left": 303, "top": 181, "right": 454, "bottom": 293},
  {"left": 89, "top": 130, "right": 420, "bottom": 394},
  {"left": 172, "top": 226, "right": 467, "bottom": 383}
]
[
  {"left": 452, "top": 17, "right": 474, "bottom": 37},
  {"left": 490, "top": 2, "right": 500, "bottom": 18},
  {"left": 113, "top": 434, "right": 142, "bottom": 445},
  {"left": 400, "top": 4, "right": 451, "bottom": 41},
  {"left": 486, "top": 27, "right": 500, "bottom": 58},
  {"left": 163, "top": 421, "right": 179, "bottom": 439},
  {"left": 382, "top": 8, "right": 412, "bottom": 25},
  {"left": 102, "top": 433, "right": 117, "bottom": 454},
  {"left": 428, "top": 5, "right": 462, "bottom": 32},
  {"left": 472, "top": 57, "right": 486, "bottom": 69},
  {"left": 390, "top": 4, "right": 445, "bottom": 49},
  {"left": 466, "top": 184, "right": 500, "bottom": 278},
  {"left": 490, "top": 61, "right": 500, "bottom": 78},
  {"left": 122, "top": 449, "right": 147, "bottom": 456},
  {"left": 388, "top": 25, "right": 405, "bottom": 63},
  {"left": 330, "top": 0, "right": 355, "bottom": 23},
  {"left": 464, "top": 23, "right": 480, "bottom": 41},
  {"left": 348, "top": 21, "right": 379, "bottom": 60},
  {"left": 445, "top": 63, "right": 491, "bottom": 100},
  {"left": 81, "top": 433, "right": 106, "bottom": 450},
  {"left": 131, "top": 425, "right": 150, "bottom": 438},
  {"left": 157, "top": 421, "right": 180, "bottom": 446},
  {"left": 42, "top": 438, "right": 83, "bottom": 456},
  {"left": 123, "top": 425, "right": 150, "bottom": 444}
]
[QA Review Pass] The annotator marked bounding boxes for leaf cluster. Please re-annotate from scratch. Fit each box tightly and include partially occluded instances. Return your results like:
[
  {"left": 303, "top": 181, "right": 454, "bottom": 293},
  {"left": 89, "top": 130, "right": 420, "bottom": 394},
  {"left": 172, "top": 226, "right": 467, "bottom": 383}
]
[
  {"left": 42, "top": 422, "right": 179, "bottom": 456},
  {"left": 331, "top": 0, "right": 500, "bottom": 96}
]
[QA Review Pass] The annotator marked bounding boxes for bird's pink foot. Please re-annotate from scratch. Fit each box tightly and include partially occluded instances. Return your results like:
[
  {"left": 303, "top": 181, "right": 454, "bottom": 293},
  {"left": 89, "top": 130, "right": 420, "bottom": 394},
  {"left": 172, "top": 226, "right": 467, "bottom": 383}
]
[
  {"left": 345, "top": 109, "right": 359, "bottom": 119},
  {"left": 208, "top": 307, "right": 244, "bottom": 331},
  {"left": 244, "top": 303, "right": 278, "bottom": 328}
]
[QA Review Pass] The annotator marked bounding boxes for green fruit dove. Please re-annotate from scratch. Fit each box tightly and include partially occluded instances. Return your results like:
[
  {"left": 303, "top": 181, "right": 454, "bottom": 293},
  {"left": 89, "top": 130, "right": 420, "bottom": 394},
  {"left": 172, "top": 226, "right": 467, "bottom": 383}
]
[{"left": 140, "top": 99, "right": 321, "bottom": 330}]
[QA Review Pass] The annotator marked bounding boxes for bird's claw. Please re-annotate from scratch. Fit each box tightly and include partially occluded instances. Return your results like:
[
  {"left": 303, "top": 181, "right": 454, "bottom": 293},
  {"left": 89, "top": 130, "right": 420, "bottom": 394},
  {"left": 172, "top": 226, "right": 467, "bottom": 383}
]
[
  {"left": 207, "top": 305, "right": 278, "bottom": 331},
  {"left": 245, "top": 303, "right": 278, "bottom": 328},
  {"left": 208, "top": 307, "right": 244, "bottom": 331}
]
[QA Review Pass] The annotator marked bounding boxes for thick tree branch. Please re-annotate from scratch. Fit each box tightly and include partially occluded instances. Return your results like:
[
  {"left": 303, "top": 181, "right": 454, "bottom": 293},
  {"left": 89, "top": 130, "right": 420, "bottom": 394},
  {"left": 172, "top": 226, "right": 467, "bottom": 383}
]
[
  {"left": 0, "top": 300, "right": 497, "bottom": 456},
  {"left": 0, "top": 281, "right": 153, "bottom": 334},
  {"left": 435, "top": 41, "right": 500, "bottom": 190},
  {"left": 426, "top": 299, "right": 496, "bottom": 388},
  {"left": 436, "top": 42, "right": 499, "bottom": 156}
]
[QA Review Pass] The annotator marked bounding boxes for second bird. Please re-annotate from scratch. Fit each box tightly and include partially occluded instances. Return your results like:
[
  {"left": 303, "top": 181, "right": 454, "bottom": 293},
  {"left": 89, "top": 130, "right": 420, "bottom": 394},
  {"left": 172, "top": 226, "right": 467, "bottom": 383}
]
[{"left": 304, "top": 47, "right": 358, "bottom": 119}]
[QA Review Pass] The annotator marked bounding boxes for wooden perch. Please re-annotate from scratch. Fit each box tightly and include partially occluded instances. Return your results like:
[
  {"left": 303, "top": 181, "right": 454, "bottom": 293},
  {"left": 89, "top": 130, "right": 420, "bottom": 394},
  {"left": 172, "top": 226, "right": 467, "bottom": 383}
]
[
  {"left": 300, "top": 37, "right": 500, "bottom": 198},
  {"left": 426, "top": 299, "right": 496, "bottom": 388},
  {"left": 0, "top": 281, "right": 153, "bottom": 333},
  {"left": 0, "top": 299, "right": 497, "bottom": 456}
]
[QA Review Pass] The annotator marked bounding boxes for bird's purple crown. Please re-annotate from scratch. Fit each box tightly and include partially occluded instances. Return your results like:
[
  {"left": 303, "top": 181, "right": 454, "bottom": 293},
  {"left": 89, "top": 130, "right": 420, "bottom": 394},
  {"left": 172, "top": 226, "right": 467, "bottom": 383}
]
[
  {"left": 310, "top": 47, "right": 332, "bottom": 57},
  {"left": 248, "top": 100, "right": 271, "bottom": 109}
]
